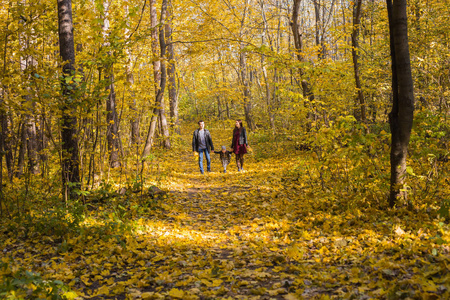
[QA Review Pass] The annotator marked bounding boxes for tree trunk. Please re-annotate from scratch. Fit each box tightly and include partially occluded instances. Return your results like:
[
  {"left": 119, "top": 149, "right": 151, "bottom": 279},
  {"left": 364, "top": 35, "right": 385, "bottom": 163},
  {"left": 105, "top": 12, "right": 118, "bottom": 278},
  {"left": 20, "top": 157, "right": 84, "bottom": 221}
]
[
  {"left": 16, "top": 123, "right": 26, "bottom": 178},
  {"left": 291, "top": 0, "right": 315, "bottom": 125},
  {"left": 351, "top": 0, "right": 366, "bottom": 122},
  {"left": 259, "top": 0, "right": 275, "bottom": 133},
  {"left": 0, "top": 94, "right": 4, "bottom": 197},
  {"left": 313, "top": 0, "right": 322, "bottom": 59},
  {"left": 159, "top": 97, "right": 171, "bottom": 148},
  {"left": 238, "top": 0, "right": 255, "bottom": 131},
  {"left": 165, "top": 0, "right": 179, "bottom": 132},
  {"left": 240, "top": 49, "right": 255, "bottom": 131},
  {"left": 1, "top": 20, "right": 13, "bottom": 179},
  {"left": 102, "top": 1, "right": 120, "bottom": 168},
  {"left": 142, "top": 0, "right": 169, "bottom": 157},
  {"left": 105, "top": 72, "right": 120, "bottom": 168},
  {"left": 142, "top": 0, "right": 161, "bottom": 158},
  {"left": 18, "top": 12, "right": 40, "bottom": 175},
  {"left": 25, "top": 115, "right": 39, "bottom": 174},
  {"left": 57, "top": 0, "right": 80, "bottom": 200},
  {"left": 387, "top": 0, "right": 415, "bottom": 207},
  {"left": 1, "top": 113, "right": 12, "bottom": 180},
  {"left": 127, "top": 70, "right": 140, "bottom": 146},
  {"left": 125, "top": 5, "right": 140, "bottom": 146}
]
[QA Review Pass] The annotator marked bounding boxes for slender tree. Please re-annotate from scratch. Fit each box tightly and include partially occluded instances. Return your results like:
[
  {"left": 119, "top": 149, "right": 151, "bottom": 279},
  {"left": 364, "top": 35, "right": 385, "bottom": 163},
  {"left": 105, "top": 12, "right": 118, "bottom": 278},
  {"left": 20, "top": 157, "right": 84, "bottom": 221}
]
[
  {"left": 142, "top": 0, "right": 170, "bottom": 157},
  {"left": 124, "top": 5, "right": 140, "bottom": 147},
  {"left": 351, "top": 0, "right": 366, "bottom": 122},
  {"left": 1, "top": 7, "right": 13, "bottom": 180},
  {"left": 18, "top": 6, "right": 39, "bottom": 176},
  {"left": 291, "top": 0, "right": 316, "bottom": 126},
  {"left": 386, "top": 0, "right": 415, "bottom": 207},
  {"left": 57, "top": 0, "right": 80, "bottom": 200},
  {"left": 165, "top": 0, "right": 179, "bottom": 133},
  {"left": 102, "top": 1, "right": 120, "bottom": 168},
  {"left": 238, "top": 0, "right": 255, "bottom": 131}
]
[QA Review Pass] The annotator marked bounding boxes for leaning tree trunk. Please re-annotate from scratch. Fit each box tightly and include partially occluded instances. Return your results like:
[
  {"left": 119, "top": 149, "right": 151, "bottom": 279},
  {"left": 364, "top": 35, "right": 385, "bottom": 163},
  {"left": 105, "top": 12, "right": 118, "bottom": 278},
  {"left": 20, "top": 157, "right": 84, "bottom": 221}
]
[
  {"left": 386, "top": 0, "right": 415, "bottom": 207},
  {"left": 57, "top": 0, "right": 80, "bottom": 201},
  {"left": 352, "top": 0, "right": 366, "bottom": 122}
]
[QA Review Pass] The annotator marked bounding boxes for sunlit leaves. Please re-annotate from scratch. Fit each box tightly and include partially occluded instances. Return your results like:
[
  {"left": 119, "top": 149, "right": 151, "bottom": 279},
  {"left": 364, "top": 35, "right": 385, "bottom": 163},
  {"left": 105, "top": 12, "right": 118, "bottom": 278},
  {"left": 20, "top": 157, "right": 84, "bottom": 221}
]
[{"left": 1, "top": 124, "right": 449, "bottom": 299}]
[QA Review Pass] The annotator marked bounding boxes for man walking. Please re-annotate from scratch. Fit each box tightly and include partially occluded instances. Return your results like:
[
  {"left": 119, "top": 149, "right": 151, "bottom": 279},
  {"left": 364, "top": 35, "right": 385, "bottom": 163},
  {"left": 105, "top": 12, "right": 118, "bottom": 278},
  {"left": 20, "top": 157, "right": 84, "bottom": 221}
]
[{"left": 192, "top": 120, "right": 214, "bottom": 174}]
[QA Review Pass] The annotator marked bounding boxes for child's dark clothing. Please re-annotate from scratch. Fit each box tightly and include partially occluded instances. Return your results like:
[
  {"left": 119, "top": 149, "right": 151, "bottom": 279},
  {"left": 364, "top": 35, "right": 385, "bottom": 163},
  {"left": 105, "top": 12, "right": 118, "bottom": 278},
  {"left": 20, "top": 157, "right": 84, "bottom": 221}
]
[{"left": 214, "top": 150, "right": 232, "bottom": 173}]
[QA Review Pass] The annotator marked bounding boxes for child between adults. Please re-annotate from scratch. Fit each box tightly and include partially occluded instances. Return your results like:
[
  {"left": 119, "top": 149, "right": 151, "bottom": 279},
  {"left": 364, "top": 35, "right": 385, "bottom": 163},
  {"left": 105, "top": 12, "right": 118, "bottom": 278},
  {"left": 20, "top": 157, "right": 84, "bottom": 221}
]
[{"left": 214, "top": 146, "right": 232, "bottom": 173}]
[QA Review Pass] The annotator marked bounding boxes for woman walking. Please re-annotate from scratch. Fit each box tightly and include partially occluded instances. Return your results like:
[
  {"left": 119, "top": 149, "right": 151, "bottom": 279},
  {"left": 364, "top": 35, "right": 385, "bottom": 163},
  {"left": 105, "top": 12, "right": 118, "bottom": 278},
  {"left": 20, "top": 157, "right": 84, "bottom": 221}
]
[{"left": 231, "top": 120, "right": 248, "bottom": 172}]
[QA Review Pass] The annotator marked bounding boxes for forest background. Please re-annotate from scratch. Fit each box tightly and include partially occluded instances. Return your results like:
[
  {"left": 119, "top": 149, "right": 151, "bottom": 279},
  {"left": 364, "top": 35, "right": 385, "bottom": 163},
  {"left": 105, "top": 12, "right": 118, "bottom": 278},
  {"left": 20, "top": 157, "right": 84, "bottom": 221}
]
[{"left": 1, "top": 0, "right": 450, "bottom": 299}]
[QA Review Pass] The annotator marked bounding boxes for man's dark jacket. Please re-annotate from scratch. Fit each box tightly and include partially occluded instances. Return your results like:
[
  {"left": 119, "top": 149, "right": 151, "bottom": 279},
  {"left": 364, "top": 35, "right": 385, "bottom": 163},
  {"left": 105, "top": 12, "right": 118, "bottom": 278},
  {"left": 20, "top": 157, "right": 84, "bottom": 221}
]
[{"left": 192, "top": 129, "right": 214, "bottom": 152}]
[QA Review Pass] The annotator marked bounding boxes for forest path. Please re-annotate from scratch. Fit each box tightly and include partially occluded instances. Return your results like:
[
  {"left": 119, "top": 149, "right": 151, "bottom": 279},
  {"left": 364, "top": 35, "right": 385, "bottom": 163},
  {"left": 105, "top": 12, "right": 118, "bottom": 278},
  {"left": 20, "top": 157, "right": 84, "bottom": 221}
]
[
  {"left": 3, "top": 125, "right": 447, "bottom": 300},
  {"left": 122, "top": 126, "right": 308, "bottom": 299}
]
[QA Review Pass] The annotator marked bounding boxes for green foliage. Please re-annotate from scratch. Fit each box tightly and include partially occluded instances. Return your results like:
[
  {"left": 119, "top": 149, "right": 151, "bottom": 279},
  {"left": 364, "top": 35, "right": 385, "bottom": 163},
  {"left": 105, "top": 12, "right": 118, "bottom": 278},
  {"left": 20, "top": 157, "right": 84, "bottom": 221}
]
[
  {"left": 1, "top": 180, "right": 85, "bottom": 239},
  {"left": 0, "top": 262, "right": 77, "bottom": 300}
]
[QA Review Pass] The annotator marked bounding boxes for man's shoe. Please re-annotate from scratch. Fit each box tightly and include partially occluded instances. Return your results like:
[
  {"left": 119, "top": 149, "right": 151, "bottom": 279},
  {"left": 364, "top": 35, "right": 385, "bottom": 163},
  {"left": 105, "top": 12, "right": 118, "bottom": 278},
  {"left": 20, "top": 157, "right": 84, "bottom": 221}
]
[{"left": 200, "top": 170, "right": 204, "bottom": 174}]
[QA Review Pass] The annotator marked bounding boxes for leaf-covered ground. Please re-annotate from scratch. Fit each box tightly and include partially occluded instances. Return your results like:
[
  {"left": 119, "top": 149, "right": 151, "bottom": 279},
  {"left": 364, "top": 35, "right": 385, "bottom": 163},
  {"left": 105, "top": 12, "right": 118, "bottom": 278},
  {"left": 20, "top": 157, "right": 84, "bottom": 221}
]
[{"left": 1, "top": 125, "right": 450, "bottom": 299}]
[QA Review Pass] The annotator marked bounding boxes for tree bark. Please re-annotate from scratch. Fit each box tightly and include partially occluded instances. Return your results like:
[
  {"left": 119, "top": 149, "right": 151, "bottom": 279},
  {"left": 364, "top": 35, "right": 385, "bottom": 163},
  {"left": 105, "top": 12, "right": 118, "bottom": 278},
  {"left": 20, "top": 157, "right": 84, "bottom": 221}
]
[
  {"left": 1, "top": 13, "right": 13, "bottom": 180},
  {"left": 142, "top": 0, "right": 169, "bottom": 157},
  {"left": 240, "top": 49, "right": 255, "bottom": 131},
  {"left": 102, "top": 1, "right": 120, "bottom": 168},
  {"left": 127, "top": 68, "right": 140, "bottom": 146},
  {"left": 351, "top": 0, "right": 366, "bottom": 122},
  {"left": 16, "top": 122, "right": 26, "bottom": 178},
  {"left": 105, "top": 72, "right": 120, "bottom": 168},
  {"left": 0, "top": 113, "right": 12, "bottom": 180},
  {"left": 259, "top": 0, "right": 275, "bottom": 133},
  {"left": 291, "top": 0, "right": 315, "bottom": 126},
  {"left": 386, "top": 0, "right": 415, "bottom": 207},
  {"left": 165, "top": 0, "right": 179, "bottom": 133},
  {"left": 18, "top": 10, "right": 40, "bottom": 175},
  {"left": 238, "top": 0, "right": 255, "bottom": 131},
  {"left": 57, "top": 0, "right": 80, "bottom": 200},
  {"left": 125, "top": 5, "right": 140, "bottom": 146}
]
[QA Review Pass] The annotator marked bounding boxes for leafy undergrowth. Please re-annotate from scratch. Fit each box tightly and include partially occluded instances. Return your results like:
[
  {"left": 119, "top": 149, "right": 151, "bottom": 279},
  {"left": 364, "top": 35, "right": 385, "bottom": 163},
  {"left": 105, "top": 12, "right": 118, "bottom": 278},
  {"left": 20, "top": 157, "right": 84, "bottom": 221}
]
[{"left": 1, "top": 123, "right": 450, "bottom": 300}]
